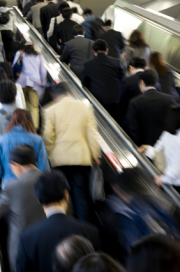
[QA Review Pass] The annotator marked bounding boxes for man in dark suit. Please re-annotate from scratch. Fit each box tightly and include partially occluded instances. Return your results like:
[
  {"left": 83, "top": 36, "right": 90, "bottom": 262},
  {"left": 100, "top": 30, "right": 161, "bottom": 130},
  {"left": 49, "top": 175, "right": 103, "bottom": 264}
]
[
  {"left": 81, "top": 39, "right": 125, "bottom": 121},
  {"left": 16, "top": 170, "right": 100, "bottom": 272},
  {"left": 40, "top": 0, "right": 59, "bottom": 40},
  {"left": 60, "top": 24, "right": 94, "bottom": 79},
  {"left": 56, "top": 7, "right": 78, "bottom": 54},
  {"left": 0, "top": 145, "right": 45, "bottom": 272},
  {"left": 126, "top": 69, "right": 174, "bottom": 146},
  {"left": 100, "top": 20, "right": 124, "bottom": 59},
  {"left": 119, "top": 57, "right": 146, "bottom": 126}
]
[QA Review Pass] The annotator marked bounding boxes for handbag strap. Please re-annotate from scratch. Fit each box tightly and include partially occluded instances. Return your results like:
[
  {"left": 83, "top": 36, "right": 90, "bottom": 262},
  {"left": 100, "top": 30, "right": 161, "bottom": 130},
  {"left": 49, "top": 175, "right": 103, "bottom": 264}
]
[{"left": 0, "top": 109, "right": 11, "bottom": 122}]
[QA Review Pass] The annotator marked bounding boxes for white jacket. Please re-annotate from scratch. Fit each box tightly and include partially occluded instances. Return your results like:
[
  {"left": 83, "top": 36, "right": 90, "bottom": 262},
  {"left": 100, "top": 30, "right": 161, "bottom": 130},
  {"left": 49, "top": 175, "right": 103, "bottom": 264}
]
[{"left": 0, "top": 7, "right": 16, "bottom": 33}]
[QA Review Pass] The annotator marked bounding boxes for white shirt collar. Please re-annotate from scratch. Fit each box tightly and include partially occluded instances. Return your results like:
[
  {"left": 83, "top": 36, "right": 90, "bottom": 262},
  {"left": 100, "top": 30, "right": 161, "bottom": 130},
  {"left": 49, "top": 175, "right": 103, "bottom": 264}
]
[
  {"left": 145, "top": 87, "right": 156, "bottom": 92},
  {"left": 45, "top": 206, "right": 65, "bottom": 218},
  {"left": 134, "top": 69, "right": 144, "bottom": 74},
  {"left": 75, "top": 35, "right": 84, "bottom": 38}
]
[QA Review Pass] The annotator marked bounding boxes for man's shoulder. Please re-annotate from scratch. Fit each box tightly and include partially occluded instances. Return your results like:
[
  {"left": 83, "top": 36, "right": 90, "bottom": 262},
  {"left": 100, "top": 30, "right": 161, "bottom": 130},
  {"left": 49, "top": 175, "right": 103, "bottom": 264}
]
[
  {"left": 130, "top": 93, "right": 144, "bottom": 105},
  {"left": 32, "top": 3, "right": 44, "bottom": 11},
  {"left": 21, "top": 217, "right": 46, "bottom": 241}
]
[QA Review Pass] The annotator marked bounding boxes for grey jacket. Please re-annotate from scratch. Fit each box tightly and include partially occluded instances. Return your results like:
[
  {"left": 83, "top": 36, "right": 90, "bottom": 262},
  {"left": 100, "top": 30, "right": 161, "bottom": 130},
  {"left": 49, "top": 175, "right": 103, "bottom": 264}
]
[
  {"left": 0, "top": 104, "right": 16, "bottom": 135},
  {"left": 125, "top": 45, "right": 151, "bottom": 67},
  {"left": 26, "top": 3, "right": 44, "bottom": 29},
  {"left": 0, "top": 169, "right": 45, "bottom": 272}
]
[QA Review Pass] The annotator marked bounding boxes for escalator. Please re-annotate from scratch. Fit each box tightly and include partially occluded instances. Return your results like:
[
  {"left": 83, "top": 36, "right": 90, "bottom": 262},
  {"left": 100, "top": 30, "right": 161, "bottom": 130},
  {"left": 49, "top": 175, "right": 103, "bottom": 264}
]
[{"left": 13, "top": 6, "right": 180, "bottom": 210}]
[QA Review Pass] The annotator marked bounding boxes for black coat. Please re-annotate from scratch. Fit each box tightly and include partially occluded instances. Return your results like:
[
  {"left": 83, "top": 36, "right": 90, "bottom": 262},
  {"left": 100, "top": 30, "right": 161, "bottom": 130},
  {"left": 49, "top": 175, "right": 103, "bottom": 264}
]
[
  {"left": 126, "top": 89, "right": 173, "bottom": 146},
  {"left": 119, "top": 72, "right": 142, "bottom": 125},
  {"left": 100, "top": 29, "right": 125, "bottom": 59},
  {"left": 16, "top": 213, "right": 100, "bottom": 272},
  {"left": 57, "top": 18, "right": 78, "bottom": 54},
  {"left": 60, "top": 36, "right": 94, "bottom": 79},
  {"left": 40, "top": 2, "right": 59, "bottom": 39},
  {"left": 81, "top": 53, "right": 125, "bottom": 105}
]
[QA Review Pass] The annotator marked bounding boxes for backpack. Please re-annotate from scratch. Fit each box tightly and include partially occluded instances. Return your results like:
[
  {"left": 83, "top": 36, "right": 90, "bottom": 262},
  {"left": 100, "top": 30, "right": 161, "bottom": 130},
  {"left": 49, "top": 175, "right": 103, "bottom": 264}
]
[{"left": 0, "top": 11, "right": 10, "bottom": 25}]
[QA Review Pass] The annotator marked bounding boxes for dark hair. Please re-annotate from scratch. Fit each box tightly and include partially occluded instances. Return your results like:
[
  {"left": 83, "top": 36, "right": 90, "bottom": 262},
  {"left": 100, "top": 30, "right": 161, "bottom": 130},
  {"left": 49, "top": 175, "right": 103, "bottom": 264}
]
[
  {"left": 127, "top": 235, "right": 180, "bottom": 272},
  {"left": 105, "top": 20, "right": 112, "bottom": 27},
  {"left": 150, "top": 52, "right": 168, "bottom": 76},
  {"left": 0, "top": 80, "right": 16, "bottom": 104},
  {"left": 50, "top": 82, "right": 68, "bottom": 96},
  {"left": 58, "top": 2, "right": 69, "bottom": 13},
  {"left": 0, "top": 0, "right": 7, "bottom": 7},
  {"left": 83, "top": 9, "right": 93, "bottom": 15},
  {"left": 62, "top": 8, "right": 73, "bottom": 19},
  {"left": 54, "top": 235, "right": 94, "bottom": 272},
  {"left": 0, "top": 61, "right": 15, "bottom": 82},
  {"left": 139, "top": 69, "right": 159, "bottom": 87},
  {"left": 10, "top": 145, "right": 36, "bottom": 166},
  {"left": 37, "top": 0, "right": 43, "bottom": 2},
  {"left": 0, "top": 67, "right": 8, "bottom": 81},
  {"left": 165, "top": 105, "right": 180, "bottom": 135},
  {"left": 92, "top": 39, "right": 108, "bottom": 53},
  {"left": 129, "top": 30, "right": 149, "bottom": 48},
  {"left": 72, "top": 7, "right": 78, "bottom": 14},
  {"left": 73, "top": 253, "right": 125, "bottom": 272},
  {"left": 7, "top": 109, "right": 37, "bottom": 133},
  {"left": 34, "top": 170, "right": 70, "bottom": 205},
  {"left": 72, "top": 24, "right": 85, "bottom": 36},
  {"left": 23, "top": 44, "right": 38, "bottom": 56},
  {"left": 129, "top": 57, "right": 147, "bottom": 69}
]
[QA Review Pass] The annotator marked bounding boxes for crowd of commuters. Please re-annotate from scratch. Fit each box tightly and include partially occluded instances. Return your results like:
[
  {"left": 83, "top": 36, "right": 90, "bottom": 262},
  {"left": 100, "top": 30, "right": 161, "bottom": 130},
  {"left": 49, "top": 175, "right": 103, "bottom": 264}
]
[{"left": 0, "top": 0, "right": 180, "bottom": 272}]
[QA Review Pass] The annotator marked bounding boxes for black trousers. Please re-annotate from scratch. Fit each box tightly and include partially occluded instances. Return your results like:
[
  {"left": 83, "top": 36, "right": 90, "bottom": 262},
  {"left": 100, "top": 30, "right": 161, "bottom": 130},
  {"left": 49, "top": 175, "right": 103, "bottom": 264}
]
[{"left": 55, "top": 165, "right": 91, "bottom": 222}]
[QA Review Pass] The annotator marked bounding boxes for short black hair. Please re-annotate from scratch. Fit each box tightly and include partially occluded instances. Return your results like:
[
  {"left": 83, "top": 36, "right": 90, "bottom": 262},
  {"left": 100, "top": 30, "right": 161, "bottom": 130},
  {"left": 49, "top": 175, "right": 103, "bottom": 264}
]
[
  {"left": 0, "top": 67, "right": 7, "bottom": 81},
  {"left": 0, "top": 61, "right": 15, "bottom": 82},
  {"left": 58, "top": 2, "right": 69, "bottom": 13},
  {"left": 54, "top": 235, "right": 94, "bottom": 272},
  {"left": 72, "top": 24, "right": 85, "bottom": 36},
  {"left": 165, "top": 105, "right": 180, "bottom": 135},
  {"left": 73, "top": 253, "right": 125, "bottom": 272},
  {"left": 139, "top": 69, "right": 159, "bottom": 87},
  {"left": 129, "top": 57, "right": 147, "bottom": 69},
  {"left": 127, "top": 235, "right": 180, "bottom": 272},
  {"left": 0, "top": 0, "right": 7, "bottom": 7},
  {"left": 83, "top": 9, "right": 93, "bottom": 15},
  {"left": 62, "top": 8, "right": 73, "bottom": 19},
  {"left": 105, "top": 20, "right": 112, "bottom": 27},
  {"left": 92, "top": 39, "right": 108, "bottom": 53},
  {"left": 0, "top": 80, "right": 17, "bottom": 104},
  {"left": 34, "top": 170, "right": 70, "bottom": 205},
  {"left": 10, "top": 145, "right": 36, "bottom": 166},
  {"left": 72, "top": 7, "right": 78, "bottom": 14},
  {"left": 50, "top": 82, "right": 68, "bottom": 96}
]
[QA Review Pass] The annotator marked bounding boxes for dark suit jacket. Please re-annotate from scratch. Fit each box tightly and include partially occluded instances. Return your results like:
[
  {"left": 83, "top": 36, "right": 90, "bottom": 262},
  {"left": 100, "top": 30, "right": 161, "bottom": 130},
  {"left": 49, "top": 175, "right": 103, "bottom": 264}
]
[
  {"left": 119, "top": 71, "right": 142, "bottom": 125},
  {"left": 81, "top": 53, "right": 125, "bottom": 105},
  {"left": 127, "top": 88, "right": 173, "bottom": 146},
  {"left": 40, "top": 2, "right": 59, "bottom": 39},
  {"left": 0, "top": 169, "right": 45, "bottom": 272},
  {"left": 57, "top": 18, "right": 78, "bottom": 54},
  {"left": 60, "top": 36, "right": 94, "bottom": 79},
  {"left": 100, "top": 29, "right": 125, "bottom": 59},
  {"left": 16, "top": 213, "right": 100, "bottom": 272}
]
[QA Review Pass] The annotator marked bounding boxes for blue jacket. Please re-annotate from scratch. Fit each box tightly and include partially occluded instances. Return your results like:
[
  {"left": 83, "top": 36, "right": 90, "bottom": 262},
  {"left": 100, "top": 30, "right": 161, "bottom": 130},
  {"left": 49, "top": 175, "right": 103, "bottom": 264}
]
[
  {"left": 0, "top": 126, "right": 50, "bottom": 188},
  {"left": 82, "top": 15, "right": 95, "bottom": 40}
]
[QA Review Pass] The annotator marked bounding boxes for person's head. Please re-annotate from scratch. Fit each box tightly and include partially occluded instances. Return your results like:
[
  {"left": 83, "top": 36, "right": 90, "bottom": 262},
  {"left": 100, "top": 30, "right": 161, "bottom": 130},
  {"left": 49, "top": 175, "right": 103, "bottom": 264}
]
[
  {"left": 0, "top": 67, "right": 8, "bottom": 81},
  {"left": 129, "top": 30, "right": 148, "bottom": 48},
  {"left": 73, "top": 253, "right": 125, "bottom": 272},
  {"left": 127, "top": 235, "right": 180, "bottom": 272},
  {"left": 83, "top": 8, "right": 93, "bottom": 19},
  {"left": 139, "top": 69, "right": 159, "bottom": 92},
  {"left": 150, "top": 52, "right": 168, "bottom": 76},
  {"left": 37, "top": 0, "right": 43, "bottom": 3},
  {"left": 0, "top": 0, "right": 7, "bottom": 7},
  {"left": 68, "top": 0, "right": 74, "bottom": 2},
  {"left": 10, "top": 145, "right": 37, "bottom": 178},
  {"left": 34, "top": 170, "right": 70, "bottom": 213},
  {"left": 23, "top": 43, "right": 38, "bottom": 56},
  {"left": 92, "top": 39, "right": 108, "bottom": 56},
  {"left": 128, "top": 57, "right": 147, "bottom": 75},
  {"left": 50, "top": 82, "right": 69, "bottom": 99},
  {"left": 6, "top": 109, "right": 37, "bottom": 133},
  {"left": 62, "top": 8, "right": 73, "bottom": 19},
  {"left": 54, "top": 235, "right": 95, "bottom": 272},
  {"left": 105, "top": 19, "right": 112, "bottom": 27},
  {"left": 73, "top": 24, "right": 85, "bottom": 37},
  {"left": 165, "top": 105, "right": 180, "bottom": 135},
  {"left": 0, "top": 80, "right": 16, "bottom": 105},
  {"left": 0, "top": 61, "right": 15, "bottom": 82},
  {"left": 72, "top": 7, "right": 78, "bottom": 14},
  {"left": 58, "top": 2, "right": 69, "bottom": 14}
]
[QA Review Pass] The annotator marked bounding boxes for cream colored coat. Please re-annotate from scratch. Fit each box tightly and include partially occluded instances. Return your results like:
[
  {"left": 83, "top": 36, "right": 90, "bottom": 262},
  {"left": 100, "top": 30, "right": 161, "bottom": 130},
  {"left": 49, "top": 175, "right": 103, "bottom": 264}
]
[{"left": 42, "top": 97, "right": 101, "bottom": 167}]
